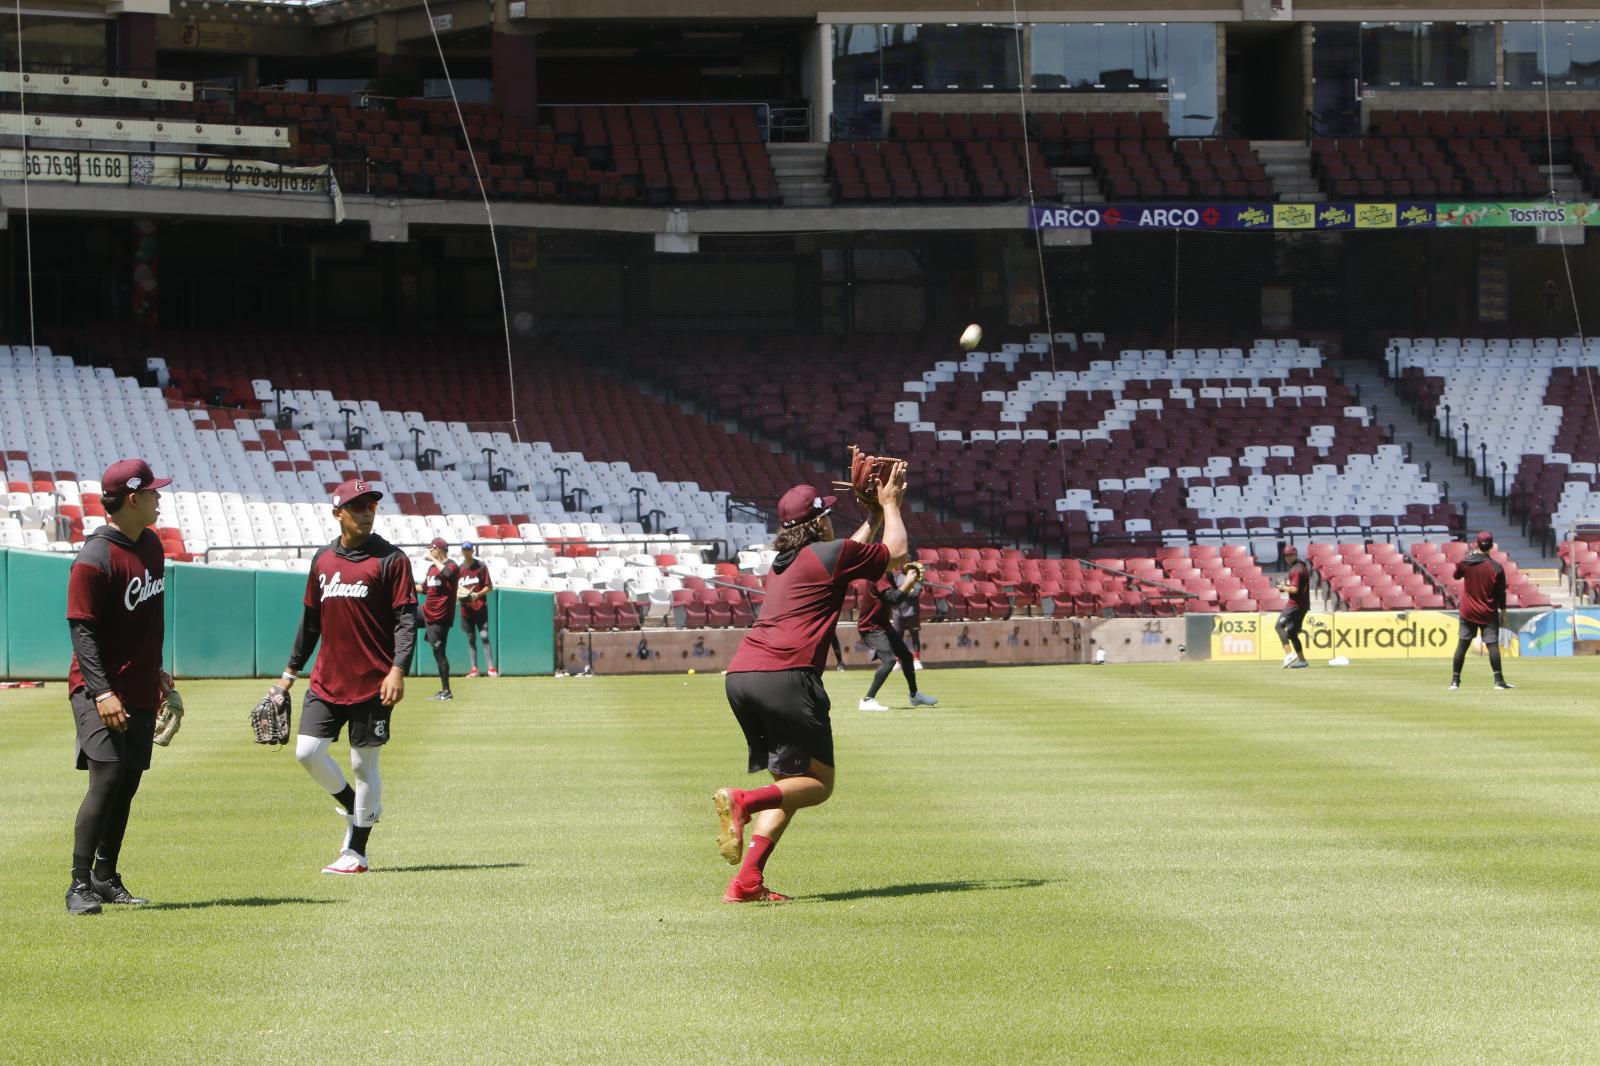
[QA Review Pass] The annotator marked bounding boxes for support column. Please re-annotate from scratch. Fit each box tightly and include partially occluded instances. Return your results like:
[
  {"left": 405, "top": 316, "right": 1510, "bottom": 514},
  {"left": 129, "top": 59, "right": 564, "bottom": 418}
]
[
  {"left": 492, "top": 28, "right": 539, "bottom": 122},
  {"left": 116, "top": 13, "right": 157, "bottom": 76}
]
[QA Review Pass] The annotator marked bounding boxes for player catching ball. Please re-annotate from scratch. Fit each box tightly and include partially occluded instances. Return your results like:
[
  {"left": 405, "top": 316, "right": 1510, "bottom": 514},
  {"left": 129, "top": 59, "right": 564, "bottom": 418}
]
[
  {"left": 268, "top": 479, "right": 417, "bottom": 875},
  {"left": 712, "top": 459, "right": 909, "bottom": 903}
]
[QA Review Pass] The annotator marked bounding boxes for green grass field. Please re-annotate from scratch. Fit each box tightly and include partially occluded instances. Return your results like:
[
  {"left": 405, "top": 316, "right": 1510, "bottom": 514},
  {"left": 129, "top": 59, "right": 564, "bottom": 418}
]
[{"left": 6, "top": 659, "right": 1600, "bottom": 1063}]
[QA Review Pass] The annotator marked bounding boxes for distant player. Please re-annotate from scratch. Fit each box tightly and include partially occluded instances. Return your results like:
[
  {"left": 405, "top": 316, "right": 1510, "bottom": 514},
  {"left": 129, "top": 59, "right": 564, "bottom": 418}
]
[
  {"left": 712, "top": 464, "right": 909, "bottom": 903},
  {"left": 270, "top": 479, "right": 417, "bottom": 875},
  {"left": 417, "top": 537, "right": 460, "bottom": 700},
  {"left": 892, "top": 564, "right": 924, "bottom": 669},
  {"left": 1451, "top": 531, "right": 1513, "bottom": 691},
  {"left": 1275, "top": 545, "right": 1310, "bottom": 668},
  {"left": 63, "top": 458, "right": 172, "bottom": 914},
  {"left": 456, "top": 541, "right": 497, "bottom": 677},
  {"left": 857, "top": 564, "right": 937, "bottom": 711}
]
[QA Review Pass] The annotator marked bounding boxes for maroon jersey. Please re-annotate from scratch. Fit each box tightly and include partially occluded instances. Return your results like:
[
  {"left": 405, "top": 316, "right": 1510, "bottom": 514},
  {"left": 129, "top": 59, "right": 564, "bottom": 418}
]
[
  {"left": 421, "top": 560, "right": 460, "bottom": 624},
  {"left": 457, "top": 559, "right": 492, "bottom": 620},
  {"left": 729, "top": 539, "right": 889, "bottom": 673},
  {"left": 1453, "top": 552, "right": 1506, "bottom": 625},
  {"left": 1283, "top": 560, "right": 1311, "bottom": 610},
  {"left": 66, "top": 527, "right": 167, "bottom": 709},
  {"left": 303, "top": 535, "right": 417, "bottom": 704},
  {"left": 856, "top": 576, "right": 893, "bottom": 632}
]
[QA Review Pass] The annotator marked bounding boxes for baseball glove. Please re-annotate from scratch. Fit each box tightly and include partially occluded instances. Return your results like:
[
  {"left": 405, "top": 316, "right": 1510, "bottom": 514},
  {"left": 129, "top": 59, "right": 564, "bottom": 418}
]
[
  {"left": 842, "top": 445, "right": 905, "bottom": 500},
  {"left": 153, "top": 672, "right": 184, "bottom": 747},
  {"left": 251, "top": 685, "right": 292, "bottom": 746}
]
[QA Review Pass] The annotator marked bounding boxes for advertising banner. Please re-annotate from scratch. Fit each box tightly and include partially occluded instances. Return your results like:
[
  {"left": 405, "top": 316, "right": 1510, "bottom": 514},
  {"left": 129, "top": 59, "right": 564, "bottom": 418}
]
[
  {"left": 1436, "top": 202, "right": 1600, "bottom": 228},
  {"left": 1030, "top": 201, "right": 1599, "bottom": 232},
  {"left": 0, "top": 111, "right": 286, "bottom": 148},
  {"left": 1516, "top": 608, "right": 1600, "bottom": 656},
  {"left": 1208, "top": 610, "right": 1469, "bottom": 661}
]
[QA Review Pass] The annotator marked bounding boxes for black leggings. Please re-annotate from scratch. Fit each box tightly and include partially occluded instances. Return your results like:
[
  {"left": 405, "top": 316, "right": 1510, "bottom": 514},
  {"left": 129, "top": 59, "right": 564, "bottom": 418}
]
[
  {"left": 1276, "top": 607, "right": 1307, "bottom": 658},
  {"left": 827, "top": 630, "right": 844, "bottom": 667},
  {"left": 898, "top": 622, "right": 921, "bottom": 655},
  {"left": 864, "top": 627, "right": 918, "bottom": 699},
  {"left": 73, "top": 758, "right": 143, "bottom": 880},
  {"left": 1453, "top": 639, "right": 1504, "bottom": 678},
  {"left": 465, "top": 619, "right": 493, "bottom": 670},
  {"left": 426, "top": 622, "right": 451, "bottom": 691}
]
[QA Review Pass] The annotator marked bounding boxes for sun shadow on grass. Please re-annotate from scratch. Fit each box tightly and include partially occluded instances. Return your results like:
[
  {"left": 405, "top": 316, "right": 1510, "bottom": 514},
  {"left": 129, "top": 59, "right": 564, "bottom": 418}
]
[
  {"left": 794, "top": 877, "right": 1053, "bottom": 903},
  {"left": 373, "top": 862, "right": 528, "bottom": 874},
  {"left": 143, "top": 897, "right": 341, "bottom": 911}
]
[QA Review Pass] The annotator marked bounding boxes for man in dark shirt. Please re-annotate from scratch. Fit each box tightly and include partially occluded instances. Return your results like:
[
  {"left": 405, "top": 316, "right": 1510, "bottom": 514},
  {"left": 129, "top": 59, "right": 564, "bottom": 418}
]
[
  {"left": 456, "top": 541, "right": 497, "bottom": 677},
  {"left": 417, "top": 537, "right": 460, "bottom": 701},
  {"left": 1451, "top": 531, "right": 1513, "bottom": 690},
  {"left": 267, "top": 479, "right": 417, "bottom": 874},
  {"left": 1275, "top": 545, "right": 1311, "bottom": 669},
  {"left": 711, "top": 463, "right": 909, "bottom": 903},
  {"left": 857, "top": 564, "right": 937, "bottom": 711},
  {"left": 63, "top": 458, "right": 172, "bottom": 914}
]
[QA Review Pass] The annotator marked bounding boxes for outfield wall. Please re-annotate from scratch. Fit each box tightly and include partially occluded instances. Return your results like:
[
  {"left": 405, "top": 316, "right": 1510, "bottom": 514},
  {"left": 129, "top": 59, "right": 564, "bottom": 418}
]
[
  {"left": 0, "top": 548, "right": 555, "bottom": 680},
  {"left": 559, "top": 616, "right": 1186, "bottom": 675}
]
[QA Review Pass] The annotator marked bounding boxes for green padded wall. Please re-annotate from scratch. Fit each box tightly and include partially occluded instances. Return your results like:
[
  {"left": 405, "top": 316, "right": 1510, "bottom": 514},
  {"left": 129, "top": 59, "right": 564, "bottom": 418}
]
[
  {"left": 6, "top": 549, "right": 73, "bottom": 680},
  {"left": 255, "top": 569, "right": 316, "bottom": 678},
  {"left": 0, "top": 548, "right": 8, "bottom": 676},
  {"left": 495, "top": 589, "right": 555, "bottom": 676},
  {"left": 168, "top": 562, "right": 257, "bottom": 677}
]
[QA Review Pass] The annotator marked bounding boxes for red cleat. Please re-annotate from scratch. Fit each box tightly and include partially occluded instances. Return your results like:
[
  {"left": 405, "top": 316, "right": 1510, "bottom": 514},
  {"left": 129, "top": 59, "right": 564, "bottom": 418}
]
[
  {"left": 466, "top": 668, "right": 480, "bottom": 678},
  {"left": 724, "top": 879, "right": 790, "bottom": 903},
  {"left": 487, "top": 668, "right": 499, "bottom": 678}
]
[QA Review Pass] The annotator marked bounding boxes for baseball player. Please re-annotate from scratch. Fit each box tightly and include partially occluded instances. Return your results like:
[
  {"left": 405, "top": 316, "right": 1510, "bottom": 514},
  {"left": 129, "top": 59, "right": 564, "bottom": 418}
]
[
  {"left": 456, "top": 541, "right": 496, "bottom": 677},
  {"left": 1275, "top": 546, "right": 1310, "bottom": 668},
  {"left": 857, "top": 563, "right": 937, "bottom": 711},
  {"left": 1451, "top": 531, "right": 1513, "bottom": 690},
  {"left": 417, "top": 537, "right": 460, "bottom": 700},
  {"left": 269, "top": 479, "right": 417, "bottom": 875},
  {"left": 712, "top": 462, "right": 909, "bottom": 903},
  {"left": 63, "top": 458, "right": 173, "bottom": 914}
]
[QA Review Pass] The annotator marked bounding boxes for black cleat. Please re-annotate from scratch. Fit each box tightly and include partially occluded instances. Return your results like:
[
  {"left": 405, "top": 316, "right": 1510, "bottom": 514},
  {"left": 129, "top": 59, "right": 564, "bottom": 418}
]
[
  {"left": 1494, "top": 679, "right": 1516, "bottom": 690},
  {"left": 430, "top": 690, "right": 453, "bottom": 701},
  {"left": 66, "top": 880, "right": 103, "bottom": 915},
  {"left": 91, "top": 873, "right": 149, "bottom": 905}
]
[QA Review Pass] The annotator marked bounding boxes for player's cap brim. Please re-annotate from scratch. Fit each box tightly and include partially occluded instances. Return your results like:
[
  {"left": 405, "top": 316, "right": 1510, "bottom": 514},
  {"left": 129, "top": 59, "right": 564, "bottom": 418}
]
[{"left": 144, "top": 476, "right": 173, "bottom": 490}]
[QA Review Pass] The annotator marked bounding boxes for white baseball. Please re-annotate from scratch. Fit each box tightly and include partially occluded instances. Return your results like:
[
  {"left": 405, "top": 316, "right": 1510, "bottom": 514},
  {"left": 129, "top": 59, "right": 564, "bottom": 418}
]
[{"left": 960, "top": 323, "right": 983, "bottom": 351}]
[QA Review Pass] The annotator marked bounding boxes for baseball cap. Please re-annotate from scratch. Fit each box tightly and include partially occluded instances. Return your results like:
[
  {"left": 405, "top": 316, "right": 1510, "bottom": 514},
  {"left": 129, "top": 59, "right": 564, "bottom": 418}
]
[
  {"left": 777, "top": 484, "right": 836, "bottom": 528},
  {"left": 331, "top": 478, "right": 382, "bottom": 509},
  {"left": 1476, "top": 530, "right": 1495, "bottom": 548},
  {"left": 429, "top": 537, "right": 448, "bottom": 551},
  {"left": 461, "top": 541, "right": 476, "bottom": 550},
  {"left": 101, "top": 458, "right": 172, "bottom": 497}
]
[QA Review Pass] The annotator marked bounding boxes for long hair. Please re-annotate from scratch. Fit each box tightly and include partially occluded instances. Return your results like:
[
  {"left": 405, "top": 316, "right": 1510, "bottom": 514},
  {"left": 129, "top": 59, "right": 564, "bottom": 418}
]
[{"left": 772, "top": 515, "right": 831, "bottom": 554}]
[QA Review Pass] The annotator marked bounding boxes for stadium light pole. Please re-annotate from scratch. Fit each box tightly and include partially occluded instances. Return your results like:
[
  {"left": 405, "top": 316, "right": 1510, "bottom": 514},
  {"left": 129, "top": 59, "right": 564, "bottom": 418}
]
[
  {"left": 1442, "top": 403, "right": 1451, "bottom": 451},
  {"left": 1500, "top": 462, "right": 1509, "bottom": 514},
  {"left": 1479, "top": 442, "right": 1489, "bottom": 496},
  {"left": 1462, "top": 422, "right": 1471, "bottom": 470}
]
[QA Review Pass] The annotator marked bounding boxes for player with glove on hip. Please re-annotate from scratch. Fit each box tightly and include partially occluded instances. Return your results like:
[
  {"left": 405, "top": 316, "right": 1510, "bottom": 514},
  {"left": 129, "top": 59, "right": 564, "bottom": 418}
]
[
  {"left": 63, "top": 458, "right": 174, "bottom": 914},
  {"left": 265, "top": 479, "right": 417, "bottom": 875}
]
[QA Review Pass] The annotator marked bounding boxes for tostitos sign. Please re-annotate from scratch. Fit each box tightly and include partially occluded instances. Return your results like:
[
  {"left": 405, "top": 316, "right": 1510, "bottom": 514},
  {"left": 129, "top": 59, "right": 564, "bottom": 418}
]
[{"left": 1208, "top": 610, "right": 1477, "bottom": 661}]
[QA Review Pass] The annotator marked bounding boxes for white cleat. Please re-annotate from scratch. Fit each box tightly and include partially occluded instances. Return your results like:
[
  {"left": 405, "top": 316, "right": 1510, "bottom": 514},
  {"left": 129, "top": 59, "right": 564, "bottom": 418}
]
[
  {"left": 321, "top": 849, "right": 368, "bottom": 875},
  {"left": 858, "top": 697, "right": 889, "bottom": 712},
  {"left": 913, "top": 659, "right": 924, "bottom": 671},
  {"left": 910, "top": 692, "right": 939, "bottom": 707},
  {"left": 1281, "top": 651, "right": 1297, "bottom": 669},
  {"left": 1288, "top": 659, "right": 1309, "bottom": 669}
]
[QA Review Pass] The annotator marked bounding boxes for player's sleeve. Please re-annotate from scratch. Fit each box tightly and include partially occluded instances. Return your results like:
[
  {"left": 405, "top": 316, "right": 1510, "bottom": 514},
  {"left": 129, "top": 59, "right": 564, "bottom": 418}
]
[
  {"left": 481, "top": 564, "right": 493, "bottom": 592},
  {"left": 286, "top": 606, "right": 322, "bottom": 673},
  {"left": 387, "top": 552, "right": 418, "bottom": 671},
  {"left": 836, "top": 540, "right": 890, "bottom": 585},
  {"left": 302, "top": 548, "right": 326, "bottom": 609},
  {"left": 1494, "top": 565, "right": 1508, "bottom": 610},
  {"left": 65, "top": 550, "right": 114, "bottom": 694},
  {"left": 1452, "top": 561, "right": 1465, "bottom": 581}
]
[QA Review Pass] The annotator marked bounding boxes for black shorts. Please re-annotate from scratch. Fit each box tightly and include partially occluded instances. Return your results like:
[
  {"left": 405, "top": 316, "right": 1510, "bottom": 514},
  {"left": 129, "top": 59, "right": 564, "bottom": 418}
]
[
  {"left": 299, "top": 689, "right": 393, "bottom": 748},
  {"left": 861, "top": 627, "right": 910, "bottom": 663},
  {"left": 424, "top": 620, "right": 452, "bottom": 647},
  {"left": 1277, "top": 606, "right": 1308, "bottom": 636},
  {"left": 71, "top": 689, "right": 156, "bottom": 771},
  {"left": 461, "top": 611, "right": 489, "bottom": 633},
  {"left": 725, "top": 669, "right": 834, "bottom": 775},
  {"left": 1459, "top": 619, "right": 1500, "bottom": 646}
]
